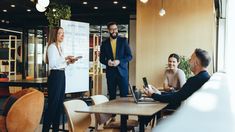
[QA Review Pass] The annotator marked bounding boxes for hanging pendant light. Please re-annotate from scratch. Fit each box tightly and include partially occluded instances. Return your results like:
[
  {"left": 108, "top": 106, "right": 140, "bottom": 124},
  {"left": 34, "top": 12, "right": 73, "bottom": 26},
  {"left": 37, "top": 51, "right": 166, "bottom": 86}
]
[
  {"left": 159, "top": 0, "right": 166, "bottom": 16},
  {"left": 36, "top": 0, "right": 50, "bottom": 12},
  {"left": 159, "top": 8, "right": 166, "bottom": 16},
  {"left": 36, "top": 3, "right": 46, "bottom": 12},
  {"left": 38, "top": 0, "right": 50, "bottom": 7}
]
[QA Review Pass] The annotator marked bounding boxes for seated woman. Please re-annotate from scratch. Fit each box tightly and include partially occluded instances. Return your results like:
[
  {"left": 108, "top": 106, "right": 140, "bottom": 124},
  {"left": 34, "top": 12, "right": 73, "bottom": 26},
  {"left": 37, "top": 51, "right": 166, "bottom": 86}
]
[{"left": 163, "top": 53, "right": 186, "bottom": 92}]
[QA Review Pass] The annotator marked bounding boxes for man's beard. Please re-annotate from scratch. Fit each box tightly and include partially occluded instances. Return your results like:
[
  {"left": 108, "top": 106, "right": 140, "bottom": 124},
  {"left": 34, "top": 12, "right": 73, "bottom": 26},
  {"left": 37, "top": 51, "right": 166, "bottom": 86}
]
[
  {"left": 189, "top": 62, "right": 195, "bottom": 73},
  {"left": 110, "top": 32, "right": 118, "bottom": 39}
]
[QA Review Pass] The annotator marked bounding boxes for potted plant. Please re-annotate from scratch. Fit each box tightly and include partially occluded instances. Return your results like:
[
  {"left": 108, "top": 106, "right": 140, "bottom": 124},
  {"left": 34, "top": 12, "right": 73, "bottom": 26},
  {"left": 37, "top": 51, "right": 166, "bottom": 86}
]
[
  {"left": 45, "top": 3, "right": 71, "bottom": 28},
  {"left": 178, "top": 56, "right": 192, "bottom": 79}
]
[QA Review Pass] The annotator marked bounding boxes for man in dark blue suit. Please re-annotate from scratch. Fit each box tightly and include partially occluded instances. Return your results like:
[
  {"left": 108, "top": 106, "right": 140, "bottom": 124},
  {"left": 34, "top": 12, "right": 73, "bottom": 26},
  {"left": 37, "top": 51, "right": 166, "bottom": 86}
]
[
  {"left": 100, "top": 22, "right": 132, "bottom": 100},
  {"left": 141, "top": 48, "right": 211, "bottom": 126}
]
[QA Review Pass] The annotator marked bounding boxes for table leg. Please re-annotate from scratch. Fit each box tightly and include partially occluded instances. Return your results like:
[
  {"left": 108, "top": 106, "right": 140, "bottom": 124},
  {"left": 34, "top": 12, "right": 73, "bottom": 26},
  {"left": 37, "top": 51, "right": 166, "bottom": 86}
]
[
  {"left": 120, "top": 115, "right": 128, "bottom": 132},
  {"left": 139, "top": 116, "right": 145, "bottom": 132}
]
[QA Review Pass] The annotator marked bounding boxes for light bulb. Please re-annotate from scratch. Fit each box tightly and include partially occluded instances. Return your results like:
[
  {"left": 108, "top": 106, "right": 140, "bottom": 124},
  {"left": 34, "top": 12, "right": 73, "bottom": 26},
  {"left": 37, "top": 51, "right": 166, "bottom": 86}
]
[
  {"left": 38, "top": 0, "right": 50, "bottom": 7},
  {"left": 36, "top": 3, "right": 46, "bottom": 12},
  {"left": 159, "top": 8, "right": 166, "bottom": 16},
  {"left": 140, "top": 0, "right": 148, "bottom": 4}
]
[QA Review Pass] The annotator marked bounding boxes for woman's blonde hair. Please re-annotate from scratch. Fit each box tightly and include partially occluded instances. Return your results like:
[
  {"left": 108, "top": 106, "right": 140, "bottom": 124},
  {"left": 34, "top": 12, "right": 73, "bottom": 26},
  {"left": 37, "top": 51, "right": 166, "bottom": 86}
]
[{"left": 46, "top": 27, "right": 63, "bottom": 64}]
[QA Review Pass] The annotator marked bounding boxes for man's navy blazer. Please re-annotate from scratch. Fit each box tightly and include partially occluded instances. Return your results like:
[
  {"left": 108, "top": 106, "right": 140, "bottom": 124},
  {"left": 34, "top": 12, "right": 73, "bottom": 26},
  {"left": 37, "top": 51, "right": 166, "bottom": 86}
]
[{"left": 100, "top": 36, "right": 132, "bottom": 77}]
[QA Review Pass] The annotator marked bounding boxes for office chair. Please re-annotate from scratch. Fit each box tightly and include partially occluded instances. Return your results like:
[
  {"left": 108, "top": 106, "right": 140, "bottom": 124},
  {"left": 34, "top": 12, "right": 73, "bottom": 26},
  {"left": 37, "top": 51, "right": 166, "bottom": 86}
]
[
  {"left": 90, "top": 95, "right": 138, "bottom": 131},
  {"left": 64, "top": 99, "right": 119, "bottom": 132},
  {"left": 0, "top": 88, "right": 44, "bottom": 132},
  {"left": 64, "top": 99, "right": 92, "bottom": 132}
]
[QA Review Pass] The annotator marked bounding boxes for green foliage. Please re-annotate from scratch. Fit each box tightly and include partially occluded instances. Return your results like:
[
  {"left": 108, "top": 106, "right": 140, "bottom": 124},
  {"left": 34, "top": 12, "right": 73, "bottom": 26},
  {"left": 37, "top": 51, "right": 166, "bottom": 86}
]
[
  {"left": 178, "top": 56, "right": 192, "bottom": 79},
  {"left": 45, "top": 3, "right": 71, "bottom": 28}
]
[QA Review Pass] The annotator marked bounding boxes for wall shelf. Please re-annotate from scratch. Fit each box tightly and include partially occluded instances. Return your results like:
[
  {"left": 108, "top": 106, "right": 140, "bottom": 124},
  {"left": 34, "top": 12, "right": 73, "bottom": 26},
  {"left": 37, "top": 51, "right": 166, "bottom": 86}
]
[
  {"left": 0, "top": 35, "right": 17, "bottom": 80},
  {"left": 89, "top": 34, "right": 103, "bottom": 95}
]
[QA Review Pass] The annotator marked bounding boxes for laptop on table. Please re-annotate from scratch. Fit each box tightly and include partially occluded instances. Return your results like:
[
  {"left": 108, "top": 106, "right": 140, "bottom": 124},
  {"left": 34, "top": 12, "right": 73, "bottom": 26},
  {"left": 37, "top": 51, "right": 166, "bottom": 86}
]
[{"left": 129, "top": 83, "right": 155, "bottom": 104}]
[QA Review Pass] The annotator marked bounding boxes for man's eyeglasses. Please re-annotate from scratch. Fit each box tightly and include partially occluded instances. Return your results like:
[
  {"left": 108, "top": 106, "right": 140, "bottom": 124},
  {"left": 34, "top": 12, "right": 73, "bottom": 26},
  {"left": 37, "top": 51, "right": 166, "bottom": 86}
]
[{"left": 109, "top": 28, "right": 118, "bottom": 32}]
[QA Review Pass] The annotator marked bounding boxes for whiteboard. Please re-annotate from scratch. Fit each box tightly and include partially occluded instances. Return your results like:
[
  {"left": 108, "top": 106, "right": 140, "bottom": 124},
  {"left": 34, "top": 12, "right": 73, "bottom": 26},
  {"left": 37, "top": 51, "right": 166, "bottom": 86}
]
[{"left": 60, "top": 19, "right": 89, "bottom": 93}]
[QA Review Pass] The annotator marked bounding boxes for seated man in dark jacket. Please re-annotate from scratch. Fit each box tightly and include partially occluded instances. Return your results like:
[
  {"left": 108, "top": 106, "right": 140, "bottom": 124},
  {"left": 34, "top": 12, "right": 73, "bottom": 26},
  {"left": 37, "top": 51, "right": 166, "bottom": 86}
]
[
  {"left": 145, "top": 48, "right": 211, "bottom": 104},
  {"left": 142, "top": 48, "right": 211, "bottom": 124}
]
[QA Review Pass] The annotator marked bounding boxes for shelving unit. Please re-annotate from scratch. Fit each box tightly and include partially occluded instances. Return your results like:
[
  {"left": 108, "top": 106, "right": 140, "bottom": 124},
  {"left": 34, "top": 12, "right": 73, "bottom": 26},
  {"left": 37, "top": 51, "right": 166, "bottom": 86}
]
[
  {"left": 0, "top": 35, "right": 17, "bottom": 80},
  {"left": 88, "top": 24, "right": 129, "bottom": 96},
  {"left": 92, "top": 34, "right": 103, "bottom": 75},
  {"left": 89, "top": 34, "right": 103, "bottom": 95}
]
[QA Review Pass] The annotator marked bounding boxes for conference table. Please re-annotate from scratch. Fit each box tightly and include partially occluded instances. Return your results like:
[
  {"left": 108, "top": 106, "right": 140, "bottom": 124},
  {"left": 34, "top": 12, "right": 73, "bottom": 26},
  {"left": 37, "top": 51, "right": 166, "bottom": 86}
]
[
  {"left": 76, "top": 97, "right": 168, "bottom": 132},
  {"left": 0, "top": 78, "right": 47, "bottom": 90}
]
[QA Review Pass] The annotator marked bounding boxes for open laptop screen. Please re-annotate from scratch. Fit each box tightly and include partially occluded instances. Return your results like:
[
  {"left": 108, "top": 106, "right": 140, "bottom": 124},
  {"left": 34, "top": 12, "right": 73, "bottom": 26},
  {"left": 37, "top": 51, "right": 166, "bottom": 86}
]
[
  {"left": 129, "top": 83, "right": 138, "bottom": 103},
  {"left": 129, "top": 83, "right": 156, "bottom": 104}
]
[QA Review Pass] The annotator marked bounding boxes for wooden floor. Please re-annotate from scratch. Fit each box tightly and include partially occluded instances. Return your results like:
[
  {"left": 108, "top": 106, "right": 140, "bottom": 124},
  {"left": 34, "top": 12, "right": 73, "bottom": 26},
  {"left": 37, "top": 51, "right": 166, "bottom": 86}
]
[
  {"left": 35, "top": 125, "right": 153, "bottom": 132},
  {"left": 35, "top": 115, "right": 154, "bottom": 132},
  {"left": 1, "top": 96, "right": 154, "bottom": 132},
  {"left": 1, "top": 97, "right": 155, "bottom": 132}
]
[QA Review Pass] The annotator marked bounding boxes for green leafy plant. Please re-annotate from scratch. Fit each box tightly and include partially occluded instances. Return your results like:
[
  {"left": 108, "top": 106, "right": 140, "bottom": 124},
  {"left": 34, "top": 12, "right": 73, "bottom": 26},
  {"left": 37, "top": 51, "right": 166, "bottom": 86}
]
[
  {"left": 45, "top": 3, "right": 71, "bottom": 28},
  {"left": 178, "top": 56, "right": 192, "bottom": 79}
]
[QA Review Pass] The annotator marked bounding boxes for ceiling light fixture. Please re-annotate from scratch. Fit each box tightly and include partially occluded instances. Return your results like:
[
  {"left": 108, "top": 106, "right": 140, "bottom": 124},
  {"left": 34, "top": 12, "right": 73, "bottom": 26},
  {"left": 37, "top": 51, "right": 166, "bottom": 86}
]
[
  {"left": 140, "top": 0, "right": 148, "bottom": 4},
  {"left": 10, "top": 5, "right": 15, "bottom": 7},
  {"left": 94, "top": 6, "right": 98, "bottom": 10},
  {"left": 113, "top": 1, "right": 118, "bottom": 4},
  {"left": 122, "top": 6, "right": 127, "bottom": 9},
  {"left": 27, "top": 9, "right": 31, "bottom": 12},
  {"left": 38, "top": 0, "right": 50, "bottom": 7},
  {"left": 3, "top": 10, "right": 7, "bottom": 12},
  {"left": 159, "top": 0, "right": 166, "bottom": 16},
  {"left": 36, "top": 3, "right": 46, "bottom": 12},
  {"left": 83, "top": 1, "right": 88, "bottom": 5}
]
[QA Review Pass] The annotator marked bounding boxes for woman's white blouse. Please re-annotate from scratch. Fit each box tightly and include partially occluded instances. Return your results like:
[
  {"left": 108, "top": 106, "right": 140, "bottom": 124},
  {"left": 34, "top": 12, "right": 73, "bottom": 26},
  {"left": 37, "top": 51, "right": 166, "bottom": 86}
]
[{"left": 47, "top": 43, "right": 67, "bottom": 70}]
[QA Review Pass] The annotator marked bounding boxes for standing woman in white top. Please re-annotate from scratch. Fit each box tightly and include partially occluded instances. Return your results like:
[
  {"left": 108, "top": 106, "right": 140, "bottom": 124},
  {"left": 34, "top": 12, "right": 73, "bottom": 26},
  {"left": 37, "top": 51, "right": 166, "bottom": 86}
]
[
  {"left": 163, "top": 53, "right": 186, "bottom": 92},
  {"left": 43, "top": 27, "right": 76, "bottom": 132}
]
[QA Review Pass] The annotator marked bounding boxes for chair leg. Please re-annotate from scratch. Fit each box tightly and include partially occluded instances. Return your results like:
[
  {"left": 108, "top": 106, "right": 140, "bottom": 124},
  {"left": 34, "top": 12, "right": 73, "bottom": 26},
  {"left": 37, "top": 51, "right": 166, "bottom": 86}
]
[
  {"left": 151, "top": 116, "right": 156, "bottom": 128},
  {"left": 89, "top": 126, "right": 95, "bottom": 131},
  {"left": 95, "top": 122, "right": 99, "bottom": 131}
]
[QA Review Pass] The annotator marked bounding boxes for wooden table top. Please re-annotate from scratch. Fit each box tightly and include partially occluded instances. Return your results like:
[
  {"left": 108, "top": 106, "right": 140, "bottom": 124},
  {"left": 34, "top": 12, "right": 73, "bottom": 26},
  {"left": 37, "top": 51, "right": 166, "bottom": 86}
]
[
  {"left": 76, "top": 97, "right": 168, "bottom": 116},
  {"left": 0, "top": 78, "right": 47, "bottom": 88}
]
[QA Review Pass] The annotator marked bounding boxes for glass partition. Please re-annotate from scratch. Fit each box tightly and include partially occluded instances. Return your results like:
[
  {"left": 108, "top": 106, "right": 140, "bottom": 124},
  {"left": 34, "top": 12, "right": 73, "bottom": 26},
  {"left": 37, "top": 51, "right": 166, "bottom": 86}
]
[{"left": 27, "top": 29, "right": 46, "bottom": 78}]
